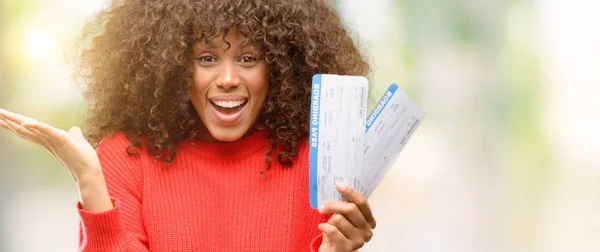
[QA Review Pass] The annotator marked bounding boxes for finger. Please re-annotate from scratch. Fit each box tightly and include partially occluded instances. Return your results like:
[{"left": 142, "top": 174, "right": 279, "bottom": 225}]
[
  {"left": 320, "top": 201, "right": 369, "bottom": 229},
  {"left": 336, "top": 183, "right": 376, "bottom": 229},
  {"left": 319, "top": 223, "right": 353, "bottom": 252},
  {"left": 0, "top": 109, "right": 44, "bottom": 143},
  {"left": 0, "top": 119, "right": 14, "bottom": 133},
  {"left": 1, "top": 116, "right": 42, "bottom": 143},
  {"left": 21, "top": 119, "right": 68, "bottom": 148},
  {"left": 68, "top": 126, "right": 86, "bottom": 143},
  {"left": 328, "top": 214, "right": 362, "bottom": 242},
  {"left": 0, "top": 108, "right": 14, "bottom": 120},
  {"left": 1, "top": 117, "right": 59, "bottom": 158},
  {"left": 0, "top": 108, "right": 33, "bottom": 125}
]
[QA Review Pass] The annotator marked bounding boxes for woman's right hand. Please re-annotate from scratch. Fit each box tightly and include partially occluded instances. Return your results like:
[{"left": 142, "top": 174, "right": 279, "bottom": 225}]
[{"left": 0, "top": 108, "right": 113, "bottom": 212}]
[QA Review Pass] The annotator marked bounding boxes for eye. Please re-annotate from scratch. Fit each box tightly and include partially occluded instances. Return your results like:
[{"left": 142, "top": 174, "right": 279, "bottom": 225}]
[
  {"left": 239, "top": 55, "right": 257, "bottom": 64},
  {"left": 197, "top": 55, "right": 216, "bottom": 63},
  {"left": 194, "top": 54, "right": 218, "bottom": 66}
]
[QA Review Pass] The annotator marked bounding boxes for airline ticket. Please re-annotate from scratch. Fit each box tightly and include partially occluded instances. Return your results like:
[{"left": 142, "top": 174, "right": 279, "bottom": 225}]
[
  {"left": 309, "top": 74, "right": 368, "bottom": 209},
  {"left": 361, "top": 83, "right": 425, "bottom": 197},
  {"left": 309, "top": 75, "right": 424, "bottom": 209}
]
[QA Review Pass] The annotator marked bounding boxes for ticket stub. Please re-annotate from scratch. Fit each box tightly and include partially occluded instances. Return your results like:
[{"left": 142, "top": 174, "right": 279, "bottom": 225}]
[
  {"left": 361, "top": 83, "right": 425, "bottom": 197},
  {"left": 309, "top": 74, "right": 368, "bottom": 209}
]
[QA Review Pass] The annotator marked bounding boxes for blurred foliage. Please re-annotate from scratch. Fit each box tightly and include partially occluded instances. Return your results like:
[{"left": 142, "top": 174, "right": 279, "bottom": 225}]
[
  {"left": 0, "top": 0, "right": 39, "bottom": 21},
  {"left": 0, "top": 0, "right": 86, "bottom": 188}
]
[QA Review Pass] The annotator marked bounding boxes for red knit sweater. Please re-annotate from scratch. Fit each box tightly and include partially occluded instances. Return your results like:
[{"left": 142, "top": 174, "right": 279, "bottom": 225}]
[{"left": 78, "top": 131, "right": 328, "bottom": 251}]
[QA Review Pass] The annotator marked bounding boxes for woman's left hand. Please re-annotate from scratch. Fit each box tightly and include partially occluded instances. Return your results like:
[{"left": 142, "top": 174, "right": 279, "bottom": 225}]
[{"left": 318, "top": 183, "right": 376, "bottom": 252}]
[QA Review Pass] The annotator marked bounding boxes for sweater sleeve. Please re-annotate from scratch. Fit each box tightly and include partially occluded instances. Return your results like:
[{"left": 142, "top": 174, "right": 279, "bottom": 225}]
[
  {"left": 308, "top": 213, "right": 333, "bottom": 252},
  {"left": 310, "top": 233, "right": 323, "bottom": 252},
  {"left": 78, "top": 133, "right": 149, "bottom": 251}
]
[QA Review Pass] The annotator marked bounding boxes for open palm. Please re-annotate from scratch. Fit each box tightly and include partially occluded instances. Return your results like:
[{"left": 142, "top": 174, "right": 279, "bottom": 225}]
[{"left": 0, "top": 108, "right": 101, "bottom": 184}]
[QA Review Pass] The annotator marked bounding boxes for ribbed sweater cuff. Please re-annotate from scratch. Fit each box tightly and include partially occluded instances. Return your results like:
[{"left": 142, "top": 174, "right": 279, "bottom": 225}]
[
  {"left": 78, "top": 198, "right": 127, "bottom": 250},
  {"left": 310, "top": 233, "right": 323, "bottom": 252}
]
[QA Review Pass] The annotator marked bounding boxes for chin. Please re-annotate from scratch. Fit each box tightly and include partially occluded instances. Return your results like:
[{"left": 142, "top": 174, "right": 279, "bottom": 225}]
[{"left": 207, "top": 126, "right": 249, "bottom": 142}]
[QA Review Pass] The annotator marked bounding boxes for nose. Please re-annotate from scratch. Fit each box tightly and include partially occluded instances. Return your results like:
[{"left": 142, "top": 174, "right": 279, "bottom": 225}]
[{"left": 216, "top": 62, "right": 241, "bottom": 90}]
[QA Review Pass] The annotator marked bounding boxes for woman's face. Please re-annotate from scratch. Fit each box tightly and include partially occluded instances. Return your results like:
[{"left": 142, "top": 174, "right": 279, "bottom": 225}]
[{"left": 190, "top": 30, "right": 269, "bottom": 142}]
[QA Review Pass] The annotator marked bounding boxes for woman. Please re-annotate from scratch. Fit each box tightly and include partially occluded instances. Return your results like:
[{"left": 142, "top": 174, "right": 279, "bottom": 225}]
[{"left": 0, "top": 0, "right": 376, "bottom": 251}]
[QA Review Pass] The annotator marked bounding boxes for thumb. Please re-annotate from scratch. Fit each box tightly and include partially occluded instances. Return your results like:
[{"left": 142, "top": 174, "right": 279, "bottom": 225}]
[
  {"left": 68, "top": 126, "right": 92, "bottom": 148},
  {"left": 319, "top": 230, "right": 335, "bottom": 252},
  {"left": 68, "top": 126, "right": 85, "bottom": 140},
  {"left": 322, "top": 233, "right": 333, "bottom": 245}
]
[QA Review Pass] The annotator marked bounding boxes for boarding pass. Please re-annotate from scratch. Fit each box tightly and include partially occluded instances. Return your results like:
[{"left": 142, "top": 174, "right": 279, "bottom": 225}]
[
  {"left": 309, "top": 74, "right": 368, "bottom": 209},
  {"left": 361, "top": 83, "right": 425, "bottom": 198},
  {"left": 309, "top": 75, "right": 424, "bottom": 209}
]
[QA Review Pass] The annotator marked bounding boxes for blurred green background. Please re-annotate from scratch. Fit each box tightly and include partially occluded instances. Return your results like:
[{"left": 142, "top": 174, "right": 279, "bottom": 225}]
[{"left": 1, "top": 0, "right": 600, "bottom": 251}]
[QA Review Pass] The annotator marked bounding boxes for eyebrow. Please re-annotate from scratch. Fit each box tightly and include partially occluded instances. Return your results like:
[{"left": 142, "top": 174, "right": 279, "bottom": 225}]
[
  {"left": 239, "top": 39, "right": 257, "bottom": 49},
  {"left": 197, "top": 39, "right": 254, "bottom": 49}
]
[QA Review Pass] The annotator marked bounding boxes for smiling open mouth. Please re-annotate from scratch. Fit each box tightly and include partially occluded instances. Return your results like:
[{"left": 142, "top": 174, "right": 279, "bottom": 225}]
[{"left": 210, "top": 98, "right": 248, "bottom": 115}]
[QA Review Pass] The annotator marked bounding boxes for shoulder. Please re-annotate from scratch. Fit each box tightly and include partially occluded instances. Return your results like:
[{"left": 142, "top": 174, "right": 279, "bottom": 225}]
[
  {"left": 97, "top": 132, "right": 131, "bottom": 151},
  {"left": 96, "top": 132, "right": 148, "bottom": 168},
  {"left": 300, "top": 138, "right": 310, "bottom": 152},
  {"left": 96, "top": 132, "right": 146, "bottom": 191},
  {"left": 294, "top": 137, "right": 310, "bottom": 163}
]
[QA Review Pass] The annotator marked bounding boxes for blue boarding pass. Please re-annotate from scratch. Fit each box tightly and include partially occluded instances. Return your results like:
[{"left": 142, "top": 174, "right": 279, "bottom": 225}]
[
  {"left": 309, "top": 74, "right": 368, "bottom": 209},
  {"left": 361, "top": 83, "right": 425, "bottom": 198}
]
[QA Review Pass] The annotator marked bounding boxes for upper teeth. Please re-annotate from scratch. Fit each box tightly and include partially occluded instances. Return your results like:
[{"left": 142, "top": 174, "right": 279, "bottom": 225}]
[{"left": 213, "top": 100, "right": 245, "bottom": 108}]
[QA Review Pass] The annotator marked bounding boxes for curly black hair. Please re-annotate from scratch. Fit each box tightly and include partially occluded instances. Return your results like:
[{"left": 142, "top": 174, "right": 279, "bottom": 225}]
[{"left": 76, "top": 0, "right": 369, "bottom": 170}]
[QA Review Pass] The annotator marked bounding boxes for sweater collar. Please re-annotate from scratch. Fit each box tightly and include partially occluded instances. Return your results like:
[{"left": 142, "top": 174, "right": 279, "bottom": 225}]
[{"left": 183, "top": 129, "right": 270, "bottom": 159}]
